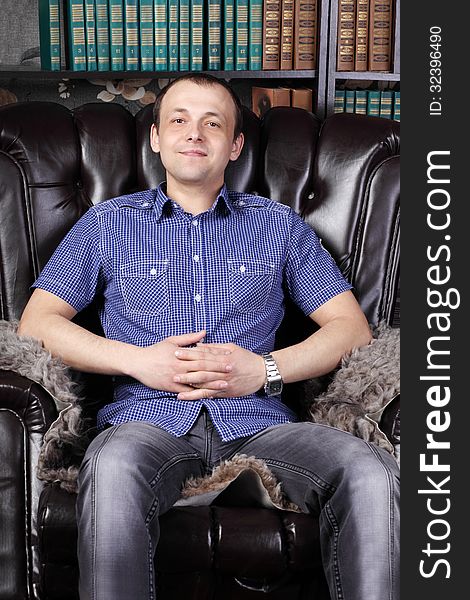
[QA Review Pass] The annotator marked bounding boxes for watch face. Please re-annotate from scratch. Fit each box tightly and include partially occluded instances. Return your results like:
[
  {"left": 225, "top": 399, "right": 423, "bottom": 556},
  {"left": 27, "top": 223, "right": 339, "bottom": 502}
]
[{"left": 267, "top": 380, "right": 283, "bottom": 395}]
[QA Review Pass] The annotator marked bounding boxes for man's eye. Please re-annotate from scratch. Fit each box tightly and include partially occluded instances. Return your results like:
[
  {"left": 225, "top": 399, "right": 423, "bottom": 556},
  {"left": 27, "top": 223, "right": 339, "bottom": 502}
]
[
  {"left": 173, "top": 118, "right": 185, "bottom": 124},
  {"left": 208, "top": 121, "right": 220, "bottom": 128}
]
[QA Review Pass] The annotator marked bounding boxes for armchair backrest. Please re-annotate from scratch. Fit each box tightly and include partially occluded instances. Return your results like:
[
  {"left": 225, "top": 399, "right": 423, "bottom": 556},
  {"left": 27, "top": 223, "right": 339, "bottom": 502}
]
[{"left": 0, "top": 102, "right": 399, "bottom": 328}]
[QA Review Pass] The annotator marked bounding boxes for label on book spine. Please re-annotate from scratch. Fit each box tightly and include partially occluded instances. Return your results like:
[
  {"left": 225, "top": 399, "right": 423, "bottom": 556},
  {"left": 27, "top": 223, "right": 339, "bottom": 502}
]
[
  {"left": 154, "top": 0, "right": 168, "bottom": 70},
  {"left": 294, "top": 0, "right": 317, "bottom": 70},
  {"left": 85, "top": 0, "right": 98, "bottom": 70},
  {"left": 124, "top": 0, "right": 139, "bottom": 70},
  {"left": 235, "top": 0, "right": 248, "bottom": 70},
  {"left": 279, "top": 0, "right": 293, "bottom": 70},
  {"left": 190, "top": 0, "right": 203, "bottom": 70},
  {"left": 109, "top": 0, "right": 124, "bottom": 70},
  {"left": 249, "top": 0, "right": 263, "bottom": 70},
  {"left": 208, "top": 0, "right": 222, "bottom": 70},
  {"left": 224, "top": 0, "right": 234, "bottom": 70},
  {"left": 39, "top": 0, "right": 61, "bottom": 71},
  {"left": 180, "top": 0, "right": 190, "bottom": 70},
  {"left": 95, "top": 0, "right": 110, "bottom": 71},
  {"left": 262, "top": 0, "right": 280, "bottom": 69},
  {"left": 168, "top": 0, "right": 179, "bottom": 71},
  {"left": 140, "top": 0, "right": 154, "bottom": 71},
  {"left": 337, "top": 0, "right": 355, "bottom": 71},
  {"left": 65, "top": 0, "right": 87, "bottom": 71},
  {"left": 354, "top": 0, "right": 369, "bottom": 71}
]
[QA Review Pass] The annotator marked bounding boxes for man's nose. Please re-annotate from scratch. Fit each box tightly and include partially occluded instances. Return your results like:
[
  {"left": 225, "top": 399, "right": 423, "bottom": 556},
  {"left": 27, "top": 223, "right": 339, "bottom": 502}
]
[{"left": 187, "top": 123, "right": 203, "bottom": 142}]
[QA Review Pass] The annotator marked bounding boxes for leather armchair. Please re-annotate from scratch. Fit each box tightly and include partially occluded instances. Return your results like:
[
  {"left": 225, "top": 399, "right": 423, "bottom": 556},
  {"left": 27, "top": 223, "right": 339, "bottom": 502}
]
[{"left": 0, "top": 101, "right": 400, "bottom": 600}]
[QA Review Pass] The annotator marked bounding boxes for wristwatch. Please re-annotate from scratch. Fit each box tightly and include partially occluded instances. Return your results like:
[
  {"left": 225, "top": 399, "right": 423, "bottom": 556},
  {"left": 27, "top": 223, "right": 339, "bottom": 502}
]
[{"left": 261, "top": 353, "right": 283, "bottom": 397}]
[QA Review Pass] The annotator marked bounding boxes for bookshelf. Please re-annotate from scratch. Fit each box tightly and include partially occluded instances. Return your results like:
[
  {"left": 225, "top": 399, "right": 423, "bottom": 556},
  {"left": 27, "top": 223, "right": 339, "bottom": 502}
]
[{"left": 0, "top": 0, "right": 400, "bottom": 118}]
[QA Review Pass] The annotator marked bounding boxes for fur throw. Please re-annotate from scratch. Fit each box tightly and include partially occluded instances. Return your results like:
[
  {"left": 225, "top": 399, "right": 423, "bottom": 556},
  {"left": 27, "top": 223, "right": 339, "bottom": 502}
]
[{"left": 0, "top": 320, "right": 399, "bottom": 503}]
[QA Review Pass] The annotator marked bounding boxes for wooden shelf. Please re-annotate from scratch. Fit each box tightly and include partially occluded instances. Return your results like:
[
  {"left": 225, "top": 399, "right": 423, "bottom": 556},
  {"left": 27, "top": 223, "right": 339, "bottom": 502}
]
[{"left": 334, "top": 72, "right": 400, "bottom": 81}]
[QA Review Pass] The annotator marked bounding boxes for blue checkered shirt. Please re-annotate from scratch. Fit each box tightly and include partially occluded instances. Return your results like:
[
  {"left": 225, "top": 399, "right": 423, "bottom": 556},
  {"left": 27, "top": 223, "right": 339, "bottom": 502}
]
[{"left": 34, "top": 184, "right": 352, "bottom": 441}]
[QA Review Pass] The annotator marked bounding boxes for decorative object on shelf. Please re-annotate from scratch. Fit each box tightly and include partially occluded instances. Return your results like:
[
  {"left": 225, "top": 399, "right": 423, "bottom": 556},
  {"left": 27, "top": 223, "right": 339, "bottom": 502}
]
[
  {"left": 0, "top": 87, "right": 18, "bottom": 106},
  {"left": 88, "top": 77, "right": 156, "bottom": 106}
]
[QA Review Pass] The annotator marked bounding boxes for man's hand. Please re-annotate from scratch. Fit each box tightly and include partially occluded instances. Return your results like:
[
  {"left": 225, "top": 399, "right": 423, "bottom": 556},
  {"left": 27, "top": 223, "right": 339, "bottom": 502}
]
[{"left": 173, "top": 342, "right": 266, "bottom": 401}]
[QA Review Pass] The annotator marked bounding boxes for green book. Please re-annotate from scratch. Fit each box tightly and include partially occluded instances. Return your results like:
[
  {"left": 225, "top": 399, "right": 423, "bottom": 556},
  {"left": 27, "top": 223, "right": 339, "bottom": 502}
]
[
  {"left": 207, "top": 0, "right": 222, "bottom": 70},
  {"left": 190, "top": 0, "right": 203, "bottom": 70},
  {"left": 345, "top": 90, "right": 355, "bottom": 113},
  {"left": 95, "top": 0, "right": 110, "bottom": 71},
  {"left": 65, "top": 0, "right": 87, "bottom": 71},
  {"left": 140, "top": 0, "right": 154, "bottom": 70},
  {"left": 367, "top": 90, "right": 380, "bottom": 116},
  {"left": 393, "top": 91, "right": 400, "bottom": 122},
  {"left": 109, "top": 0, "right": 124, "bottom": 70},
  {"left": 38, "top": 0, "right": 61, "bottom": 71},
  {"left": 85, "top": 0, "right": 98, "bottom": 70},
  {"left": 380, "top": 90, "right": 393, "bottom": 119},
  {"left": 179, "top": 0, "right": 190, "bottom": 70},
  {"left": 355, "top": 90, "right": 367, "bottom": 115},
  {"left": 235, "top": 0, "right": 248, "bottom": 70},
  {"left": 248, "top": 0, "right": 262, "bottom": 70},
  {"left": 154, "top": 0, "right": 168, "bottom": 70},
  {"left": 168, "top": 0, "right": 179, "bottom": 71},
  {"left": 223, "top": 0, "right": 234, "bottom": 70},
  {"left": 124, "top": 0, "right": 139, "bottom": 70},
  {"left": 334, "top": 89, "right": 345, "bottom": 113}
]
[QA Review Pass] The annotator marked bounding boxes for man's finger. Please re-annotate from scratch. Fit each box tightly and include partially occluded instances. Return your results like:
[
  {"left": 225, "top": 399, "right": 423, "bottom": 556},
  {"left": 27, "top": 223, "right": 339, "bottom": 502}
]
[
  {"left": 174, "top": 372, "right": 229, "bottom": 388},
  {"left": 166, "top": 330, "right": 206, "bottom": 346}
]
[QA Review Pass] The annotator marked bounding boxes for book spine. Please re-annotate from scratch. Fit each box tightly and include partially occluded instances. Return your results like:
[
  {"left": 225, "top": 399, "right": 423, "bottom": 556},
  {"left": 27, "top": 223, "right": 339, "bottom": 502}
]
[
  {"left": 366, "top": 90, "right": 380, "bottom": 116},
  {"left": 154, "top": 0, "right": 168, "bottom": 70},
  {"left": 354, "top": 0, "right": 368, "bottom": 71},
  {"left": 224, "top": 0, "right": 235, "bottom": 70},
  {"left": 235, "top": 0, "right": 248, "bottom": 70},
  {"left": 65, "top": 0, "right": 87, "bottom": 71},
  {"left": 85, "top": 0, "right": 98, "bottom": 70},
  {"left": 345, "top": 89, "right": 355, "bottom": 113},
  {"left": 38, "top": 0, "right": 61, "bottom": 71},
  {"left": 190, "top": 0, "right": 203, "bottom": 70},
  {"left": 294, "top": 0, "right": 317, "bottom": 70},
  {"left": 124, "top": 0, "right": 139, "bottom": 70},
  {"left": 95, "top": 0, "right": 110, "bottom": 70},
  {"left": 379, "top": 90, "right": 393, "bottom": 118},
  {"left": 262, "top": 0, "right": 280, "bottom": 70},
  {"left": 168, "top": 0, "right": 179, "bottom": 70},
  {"left": 140, "top": 0, "right": 154, "bottom": 70},
  {"left": 368, "top": 0, "right": 393, "bottom": 71},
  {"left": 393, "top": 91, "right": 400, "bottom": 121},
  {"left": 336, "top": 0, "right": 355, "bottom": 72},
  {"left": 208, "top": 0, "right": 222, "bottom": 70},
  {"left": 354, "top": 89, "right": 367, "bottom": 114},
  {"left": 334, "top": 88, "right": 345, "bottom": 113},
  {"left": 179, "top": 0, "right": 190, "bottom": 70},
  {"left": 279, "top": 0, "right": 293, "bottom": 70},
  {"left": 109, "top": 0, "right": 124, "bottom": 70},
  {"left": 249, "top": 0, "right": 263, "bottom": 70}
]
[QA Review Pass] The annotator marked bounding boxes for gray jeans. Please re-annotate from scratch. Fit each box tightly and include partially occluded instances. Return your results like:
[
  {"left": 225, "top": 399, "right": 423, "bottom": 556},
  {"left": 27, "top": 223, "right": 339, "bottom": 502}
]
[{"left": 76, "top": 409, "right": 400, "bottom": 599}]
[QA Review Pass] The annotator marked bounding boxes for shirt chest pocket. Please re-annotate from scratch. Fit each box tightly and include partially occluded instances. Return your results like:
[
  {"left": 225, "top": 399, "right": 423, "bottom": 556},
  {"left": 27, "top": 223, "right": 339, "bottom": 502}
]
[
  {"left": 228, "top": 259, "right": 275, "bottom": 313},
  {"left": 120, "top": 261, "right": 169, "bottom": 315}
]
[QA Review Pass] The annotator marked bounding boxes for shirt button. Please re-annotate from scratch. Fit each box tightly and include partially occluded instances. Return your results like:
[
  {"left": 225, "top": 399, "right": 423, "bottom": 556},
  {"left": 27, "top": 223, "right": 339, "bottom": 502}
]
[
  {"left": 142, "top": 202, "right": 149, "bottom": 207},
  {"left": 192, "top": 220, "right": 198, "bottom": 227},
  {"left": 150, "top": 268, "right": 157, "bottom": 275},
  {"left": 238, "top": 200, "right": 246, "bottom": 206},
  {"left": 240, "top": 265, "right": 246, "bottom": 273},
  {"left": 193, "top": 255, "right": 199, "bottom": 262},
  {"left": 195, "top": 294, "right": 202, "bottom": 302}
]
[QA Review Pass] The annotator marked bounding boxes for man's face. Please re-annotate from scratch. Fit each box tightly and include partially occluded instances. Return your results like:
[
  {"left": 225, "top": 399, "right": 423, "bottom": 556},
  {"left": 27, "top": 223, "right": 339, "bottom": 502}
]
[{"left": 150, "top": 80, "right": 244, "bottom": 192}]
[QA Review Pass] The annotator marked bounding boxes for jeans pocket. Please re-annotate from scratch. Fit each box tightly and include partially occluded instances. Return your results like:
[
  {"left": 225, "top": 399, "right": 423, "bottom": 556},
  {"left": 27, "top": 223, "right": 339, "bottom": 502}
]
[
  {"left": 228, "top": 259, "right": 275, "bottom": 313},
  {"left": 121, "top": 260, "right": 169, "bottom": 315}
]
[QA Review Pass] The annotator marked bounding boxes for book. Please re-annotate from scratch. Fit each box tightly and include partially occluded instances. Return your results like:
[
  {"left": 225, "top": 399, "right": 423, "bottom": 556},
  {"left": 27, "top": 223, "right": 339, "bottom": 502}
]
[
  {"left": 168, "top": 0, "right": 179, "bottom": 70},
  {"left": 366, "top": 90, "right": 380, "bottom": 116},
  {"left": 124, "top": 0, "right": 139, "bottom": 70},
  {"left": 354, "top": 0, "right": 369, "bottom": 71},
  {"left": 64, "top": 0, "right": 87, "bottom": 71},
  {"left": 224, "top": 0, "right": 235, "bottom": 69},
  {"left": 252, "top": 86, "right": 291, "bottom": 117},
  {"left": 337, "top": 0, "right": 355, "bottom": 71},
  {"left": 354, "top": 89, "right": 367, "bottom": 114},
  {"left": 180, "top": 0, "right": 190, "bottom": 70},
  {"left": 95, "top": 0, "right": 110, "bottom": 70},
  {"left": 294, "top": 0, "right": 318, "bottom": 70},
  {"left": 207, "top": 0, "right": 222, "bottom": 70},
  {"left": 334, "top": 89, "right": 346, "bottom": 113},
  {"left": 85, "top": 0, "right": 98, "bottom": 70},
  {"left": 154, "top": 0, "right": 168, "bottom": 70},
  {"left": 235, "top": 0, "right": 249, "bottom": 70},
  {"left": 379, "top": 90, "right": 393, "bottom": 118},
  {"left": 393, "top": 91, "right": 400, "bottom": 121},
  {"left": 280, "top": 0, "right": 294, "bottom": 70},
  {"left": 291, "top": 87, "right": 313, "bottom": 111},
  {"left": 368, "top": 0, "right": 393, "bottom": 71},
  {"left": 109, "top": 0, "right": 125, "bottom": 70},
  {"left": 190, "top": 0, "right": 203, "bottom": 70},
  {"left": 345, "top": 89, "right": 355, "bottom": 113},
  {"left": 262, "top": 0, "right": 281, "bottom": 69},
  {"left": 38, "top": 0, "right": 61, "bottom": 71},
  {"left": 249, "top": 0, "right": 263, "bottom": 70},
  {"left": 140, "top": 0, "right": 154, "bottom": 71}
]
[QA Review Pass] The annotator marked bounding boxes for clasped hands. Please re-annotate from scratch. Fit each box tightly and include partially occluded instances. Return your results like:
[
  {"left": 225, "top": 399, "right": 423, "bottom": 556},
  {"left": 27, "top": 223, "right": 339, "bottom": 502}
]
[{"left": 133, "top": 330, "right": 266, "bottom": 400}]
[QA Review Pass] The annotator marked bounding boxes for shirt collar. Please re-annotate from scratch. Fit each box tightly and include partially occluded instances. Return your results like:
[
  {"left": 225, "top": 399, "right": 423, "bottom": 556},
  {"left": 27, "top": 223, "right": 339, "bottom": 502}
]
[{"left": 154, "top": 182, "right": 234, "bottom": 219}]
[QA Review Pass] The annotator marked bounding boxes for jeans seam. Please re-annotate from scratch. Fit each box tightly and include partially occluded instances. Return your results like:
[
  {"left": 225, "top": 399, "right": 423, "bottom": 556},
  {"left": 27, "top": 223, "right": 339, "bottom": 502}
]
[
  {"left": 261, "top": 458, "right": 337, "bottom": 495},
  {"left": 324, "top": 502, "right": 344, "bottom": 600}
]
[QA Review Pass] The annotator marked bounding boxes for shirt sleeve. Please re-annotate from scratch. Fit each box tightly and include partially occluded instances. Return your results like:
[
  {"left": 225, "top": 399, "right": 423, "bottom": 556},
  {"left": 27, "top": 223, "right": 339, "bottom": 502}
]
[
  {"left": 33, "top": 208, "right": 105, "bottom": 312},
  {"left": 284, "top": 210, "right": 353, "bottom": 315}
]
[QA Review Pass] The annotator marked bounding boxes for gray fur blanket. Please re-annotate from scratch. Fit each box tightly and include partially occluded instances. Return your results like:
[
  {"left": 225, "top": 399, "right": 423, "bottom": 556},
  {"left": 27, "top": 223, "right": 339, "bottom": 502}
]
[{"left": 0, "top": 320, "right": 399, "bottom": 507}]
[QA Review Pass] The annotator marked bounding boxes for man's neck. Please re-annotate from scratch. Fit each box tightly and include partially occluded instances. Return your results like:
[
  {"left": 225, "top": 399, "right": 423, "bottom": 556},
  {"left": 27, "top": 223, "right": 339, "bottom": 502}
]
[{"left": 166, "top": 180, "right": 224, "bottom": 215}]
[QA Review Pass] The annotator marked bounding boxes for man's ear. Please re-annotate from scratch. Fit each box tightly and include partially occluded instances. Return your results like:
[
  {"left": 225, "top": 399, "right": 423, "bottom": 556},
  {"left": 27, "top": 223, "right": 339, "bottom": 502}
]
[
  {"left": 229, "top": 132, "right": 244, "bottom": 162},
  {"left": 150, "top": 123, "right": 160, "bottom": 154}
]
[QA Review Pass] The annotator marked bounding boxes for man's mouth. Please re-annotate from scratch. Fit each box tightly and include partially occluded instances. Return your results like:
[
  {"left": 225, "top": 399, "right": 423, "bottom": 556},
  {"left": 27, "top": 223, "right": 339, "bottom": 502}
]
[{"left": 180, "top": 149, "right": 207, "bottom": 157}]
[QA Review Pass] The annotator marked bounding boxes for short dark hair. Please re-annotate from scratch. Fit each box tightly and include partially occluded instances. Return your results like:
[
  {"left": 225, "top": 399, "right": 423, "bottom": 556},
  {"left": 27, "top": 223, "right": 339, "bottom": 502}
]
[{"left": 152, "top": 73, "right": 243, "bottom": 141}]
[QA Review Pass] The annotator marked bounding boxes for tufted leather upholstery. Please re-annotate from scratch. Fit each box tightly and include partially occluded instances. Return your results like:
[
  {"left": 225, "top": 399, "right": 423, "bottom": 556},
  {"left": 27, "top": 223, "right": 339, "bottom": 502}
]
[{"left": 0, "top": 101, "right": 399, "bottom": 600}]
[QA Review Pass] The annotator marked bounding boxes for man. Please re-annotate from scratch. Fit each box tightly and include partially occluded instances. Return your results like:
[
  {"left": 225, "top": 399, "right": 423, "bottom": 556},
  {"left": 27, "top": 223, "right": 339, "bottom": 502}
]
[{"left": 19, "top": 74, "right": 399, "bottom": 600}]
